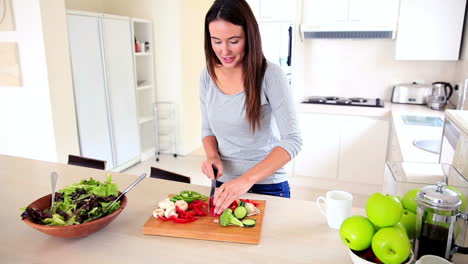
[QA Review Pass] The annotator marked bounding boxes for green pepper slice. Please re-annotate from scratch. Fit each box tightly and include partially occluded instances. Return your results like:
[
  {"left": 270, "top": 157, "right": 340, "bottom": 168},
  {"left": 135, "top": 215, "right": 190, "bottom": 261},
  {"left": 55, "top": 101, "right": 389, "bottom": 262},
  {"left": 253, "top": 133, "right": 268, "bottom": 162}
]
[{"left": 179, "top": 190, "right": 202, "bottom": 203}]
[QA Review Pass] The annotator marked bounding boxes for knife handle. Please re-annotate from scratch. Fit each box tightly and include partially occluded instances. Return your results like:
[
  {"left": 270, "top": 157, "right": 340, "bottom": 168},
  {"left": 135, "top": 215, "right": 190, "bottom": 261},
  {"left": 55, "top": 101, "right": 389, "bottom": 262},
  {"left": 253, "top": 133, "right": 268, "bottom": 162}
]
[{"left": 212, "top": 165, "right": 218, "bottom": 179}]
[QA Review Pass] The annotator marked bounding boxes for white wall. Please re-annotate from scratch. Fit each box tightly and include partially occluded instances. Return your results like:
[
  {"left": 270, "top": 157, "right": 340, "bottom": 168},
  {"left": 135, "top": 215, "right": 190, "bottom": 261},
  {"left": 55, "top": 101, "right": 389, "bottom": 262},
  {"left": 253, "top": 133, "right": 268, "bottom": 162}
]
[
  {"left": 294, "top": 37, "right": 459, "bottom": 101},
  {"left": 65, "top": 0, "right": 104, "bottom": 13},
  {"left": 40, "top": 0, "right": 80, "bottom": 163},
  {"left": 179, "top": 0, "right": 213, "bottom": 155},
  {"left": 0, "top": 0, "right": 57, "bottom": 161}
]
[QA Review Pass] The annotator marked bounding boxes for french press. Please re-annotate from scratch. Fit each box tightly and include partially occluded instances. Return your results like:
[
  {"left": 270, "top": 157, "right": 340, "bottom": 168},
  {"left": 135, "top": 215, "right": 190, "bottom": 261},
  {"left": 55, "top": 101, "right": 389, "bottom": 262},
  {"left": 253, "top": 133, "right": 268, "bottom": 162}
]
[{"left": 414, "top": 182, "right": 468, "bottom": 261}]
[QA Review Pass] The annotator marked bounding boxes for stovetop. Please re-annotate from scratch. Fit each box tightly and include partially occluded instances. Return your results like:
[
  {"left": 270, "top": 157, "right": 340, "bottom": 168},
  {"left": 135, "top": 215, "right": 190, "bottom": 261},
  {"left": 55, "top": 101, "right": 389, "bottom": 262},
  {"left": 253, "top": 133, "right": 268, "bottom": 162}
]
[{"left": 302, "top": 96, "right": 384, "bottom": 108}]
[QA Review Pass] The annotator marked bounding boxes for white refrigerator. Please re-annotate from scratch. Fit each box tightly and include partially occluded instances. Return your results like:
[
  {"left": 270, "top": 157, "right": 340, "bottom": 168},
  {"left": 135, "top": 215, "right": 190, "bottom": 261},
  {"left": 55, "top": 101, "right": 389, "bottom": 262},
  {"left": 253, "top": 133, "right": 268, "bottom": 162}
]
[{"left": 67, "top": 13, "right": 140, "bottom": 171}]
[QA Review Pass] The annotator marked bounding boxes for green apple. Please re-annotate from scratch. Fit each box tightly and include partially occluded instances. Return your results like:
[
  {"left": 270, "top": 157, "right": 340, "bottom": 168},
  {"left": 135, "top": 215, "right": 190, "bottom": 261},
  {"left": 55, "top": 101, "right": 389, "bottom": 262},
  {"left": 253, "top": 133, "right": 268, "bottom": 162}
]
[
  {"left": 366, "top": 193, "right": 403, "bottom": 227},
  {"left": 447, "top": 186, "right": 467, "bottom": 212},
  {"left": 372, "top": 227, "right": 412, "bottom": 264},
  {"left": 339, "top": 216, "right": 375, "bottom": 251},
  {"left": 395, "top": 209, "right": 416, "bottom": 239},
  {"left": 394, "top": 195, "right": 402, "bottom": 203},
  {"left": 402, "top": 189, "right": 420, "bottom": 214}
]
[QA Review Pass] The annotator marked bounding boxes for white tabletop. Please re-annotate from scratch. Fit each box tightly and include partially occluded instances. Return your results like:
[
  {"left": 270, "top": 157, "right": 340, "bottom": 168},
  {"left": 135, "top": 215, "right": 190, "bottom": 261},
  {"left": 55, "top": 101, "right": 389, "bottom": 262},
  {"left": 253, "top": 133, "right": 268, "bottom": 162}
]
[{"left": 0, "top": 154, "right": 363, "bottom": 264}]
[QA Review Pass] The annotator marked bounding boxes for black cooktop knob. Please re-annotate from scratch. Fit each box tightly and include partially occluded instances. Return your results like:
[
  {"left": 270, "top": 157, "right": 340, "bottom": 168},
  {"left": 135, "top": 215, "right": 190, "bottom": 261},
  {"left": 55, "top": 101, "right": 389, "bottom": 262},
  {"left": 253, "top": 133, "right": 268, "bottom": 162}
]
[{"left": 376, "top": 98, "right": 381, "bottom": 105}]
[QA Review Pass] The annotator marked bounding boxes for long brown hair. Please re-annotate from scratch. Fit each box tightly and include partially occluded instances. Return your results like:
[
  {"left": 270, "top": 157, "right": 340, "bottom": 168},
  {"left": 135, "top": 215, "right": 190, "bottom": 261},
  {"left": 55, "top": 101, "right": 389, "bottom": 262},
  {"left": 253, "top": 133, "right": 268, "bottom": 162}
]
[{"left": 204, "top": 0, "right": 267, "bottom": 133}]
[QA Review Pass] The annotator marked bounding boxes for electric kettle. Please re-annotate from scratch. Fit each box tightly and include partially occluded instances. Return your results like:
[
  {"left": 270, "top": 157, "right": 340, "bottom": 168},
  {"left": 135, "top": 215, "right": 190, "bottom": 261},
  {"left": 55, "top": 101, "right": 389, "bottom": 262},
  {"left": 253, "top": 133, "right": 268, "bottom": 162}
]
[
  {"left": 427, "top": 82, "right": 454, "bottom": 110},
  {"left": 413, "top": 182, "right": 468, "bottom": 261}
]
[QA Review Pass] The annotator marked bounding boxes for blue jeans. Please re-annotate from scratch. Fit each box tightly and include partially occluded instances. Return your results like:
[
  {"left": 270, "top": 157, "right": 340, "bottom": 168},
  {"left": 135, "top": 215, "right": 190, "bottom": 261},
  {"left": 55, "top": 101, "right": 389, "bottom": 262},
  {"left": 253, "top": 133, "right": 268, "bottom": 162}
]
[{"left": 216, "top": 180, "right": 291, "bottom": 198}]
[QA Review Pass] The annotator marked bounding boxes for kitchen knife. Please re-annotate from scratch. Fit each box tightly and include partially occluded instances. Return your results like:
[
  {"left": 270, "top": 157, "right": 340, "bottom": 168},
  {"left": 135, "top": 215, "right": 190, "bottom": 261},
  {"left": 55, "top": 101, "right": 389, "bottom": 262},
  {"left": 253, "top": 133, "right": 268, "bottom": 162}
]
[{"left": 208, "top": 165, "right": 218, "bottom": 214}]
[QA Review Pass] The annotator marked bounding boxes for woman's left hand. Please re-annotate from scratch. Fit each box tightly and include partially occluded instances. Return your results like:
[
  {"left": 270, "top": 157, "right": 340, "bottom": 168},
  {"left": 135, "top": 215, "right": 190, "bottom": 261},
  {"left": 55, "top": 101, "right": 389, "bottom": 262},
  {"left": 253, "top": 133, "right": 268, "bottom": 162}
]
[{"left": 213, "top": 177, "right": 254, "bottom": 215}]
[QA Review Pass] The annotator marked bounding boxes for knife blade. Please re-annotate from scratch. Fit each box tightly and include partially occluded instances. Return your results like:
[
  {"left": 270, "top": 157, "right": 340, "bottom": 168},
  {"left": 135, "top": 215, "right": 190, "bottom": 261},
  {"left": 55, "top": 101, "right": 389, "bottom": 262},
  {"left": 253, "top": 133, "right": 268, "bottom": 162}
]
[{"left": 208, "top": 165, "right": 218, "bottom": 213}]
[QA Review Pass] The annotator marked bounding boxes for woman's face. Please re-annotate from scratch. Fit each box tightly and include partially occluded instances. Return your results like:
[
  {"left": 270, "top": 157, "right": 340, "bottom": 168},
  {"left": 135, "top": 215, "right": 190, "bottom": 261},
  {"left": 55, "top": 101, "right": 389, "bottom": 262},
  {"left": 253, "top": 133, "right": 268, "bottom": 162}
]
[{"left": 209, "top": 19, "right": 246, "bottom": 69}]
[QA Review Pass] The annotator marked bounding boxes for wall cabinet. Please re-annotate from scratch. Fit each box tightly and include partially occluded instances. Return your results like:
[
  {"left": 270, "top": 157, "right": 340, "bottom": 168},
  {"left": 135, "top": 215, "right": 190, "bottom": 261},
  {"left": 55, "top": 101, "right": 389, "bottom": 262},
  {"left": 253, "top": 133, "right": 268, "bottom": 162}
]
[
  {"left": 132, "top": 19, "right": 156, "bottom": 160},
  {"left": 294, "top": 113, "right": 389, "bottom": 184},
  {"left": 67, "top": 12, "right": 140, "bottom": 171},
  {"left": 395, "top": 0, "right": 467, "bottom": 61},
  {"left": 301, "top": 0, "right": 399, "bottom": 35},
  {"left": 246, "top": 0, "right": 296, "bottom": 22}
]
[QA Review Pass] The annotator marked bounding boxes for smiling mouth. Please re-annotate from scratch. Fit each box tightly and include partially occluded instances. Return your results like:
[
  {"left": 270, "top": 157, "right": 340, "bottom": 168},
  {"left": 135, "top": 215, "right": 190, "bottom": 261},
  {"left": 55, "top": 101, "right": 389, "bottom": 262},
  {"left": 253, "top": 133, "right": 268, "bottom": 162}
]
[{"left": 223, "top": 57, "right": 234, "bottom": 63}]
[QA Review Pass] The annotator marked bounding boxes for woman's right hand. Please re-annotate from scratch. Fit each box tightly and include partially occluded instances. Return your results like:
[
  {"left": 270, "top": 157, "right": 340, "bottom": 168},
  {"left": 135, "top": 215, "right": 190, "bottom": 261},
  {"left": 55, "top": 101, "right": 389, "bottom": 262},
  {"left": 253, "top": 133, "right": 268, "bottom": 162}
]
[{"left": 201, "top": 157, "right": 224, "bottom": 179}]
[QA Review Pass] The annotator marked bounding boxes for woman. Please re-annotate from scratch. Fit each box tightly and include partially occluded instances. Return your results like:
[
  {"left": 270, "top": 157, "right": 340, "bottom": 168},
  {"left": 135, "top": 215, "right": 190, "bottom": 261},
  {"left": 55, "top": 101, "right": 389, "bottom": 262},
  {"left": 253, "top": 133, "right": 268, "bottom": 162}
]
[{"left": 200, "top": 0, "right": 302, "bottom": 215}]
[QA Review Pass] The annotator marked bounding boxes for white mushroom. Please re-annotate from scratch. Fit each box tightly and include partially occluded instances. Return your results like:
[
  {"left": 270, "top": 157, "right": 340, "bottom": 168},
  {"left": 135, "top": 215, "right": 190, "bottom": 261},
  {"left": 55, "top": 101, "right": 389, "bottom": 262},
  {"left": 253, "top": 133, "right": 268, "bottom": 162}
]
[
  {"left": 245, "top": 202, "right": 261, "bottom": 216},
  {"left": 152, "top": 208, "right": 165, "bottom": 219},
  {"left": 174, "top": 200, "right": 188, "bottom": 211},
  {"left": 158, "top": 198, "right": 174, "bottom": 210},
  {"left": 164, "top": 205, "right": 178, "bottom": 218}
]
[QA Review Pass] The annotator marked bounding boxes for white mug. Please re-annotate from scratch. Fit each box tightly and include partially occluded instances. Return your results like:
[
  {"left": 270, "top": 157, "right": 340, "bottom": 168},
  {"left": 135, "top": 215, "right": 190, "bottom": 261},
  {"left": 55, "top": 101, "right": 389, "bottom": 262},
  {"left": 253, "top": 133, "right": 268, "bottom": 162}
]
[{"left": 316, "top": 190, "right": 353, "bottom": 229}]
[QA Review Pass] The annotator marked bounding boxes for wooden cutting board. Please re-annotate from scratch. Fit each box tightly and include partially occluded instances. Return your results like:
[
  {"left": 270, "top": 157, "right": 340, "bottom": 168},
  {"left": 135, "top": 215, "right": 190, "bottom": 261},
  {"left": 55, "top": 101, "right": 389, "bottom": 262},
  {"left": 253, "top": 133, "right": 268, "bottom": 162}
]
[{"left": 143, "top": 199, "right": 266, "bottom": 244}]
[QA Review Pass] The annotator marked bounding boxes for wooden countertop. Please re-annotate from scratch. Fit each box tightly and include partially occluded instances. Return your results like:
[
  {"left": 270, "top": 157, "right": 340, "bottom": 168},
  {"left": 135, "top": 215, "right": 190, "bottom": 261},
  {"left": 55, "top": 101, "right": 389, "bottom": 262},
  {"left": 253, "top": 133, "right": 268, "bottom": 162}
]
[{"left": 0, "top": 154, "right": 363, "bottom": 264}]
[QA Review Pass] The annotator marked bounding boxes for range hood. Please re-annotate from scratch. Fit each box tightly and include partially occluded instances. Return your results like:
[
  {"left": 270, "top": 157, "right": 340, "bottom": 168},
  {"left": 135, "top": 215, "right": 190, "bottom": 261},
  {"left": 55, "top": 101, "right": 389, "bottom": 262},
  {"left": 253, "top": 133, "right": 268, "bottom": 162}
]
[
  {"left": 300, "top": 24, "right": 396, "bottom": 40},
  {"left": 300, "top": 0, "right": 400, "bottom": 40}
]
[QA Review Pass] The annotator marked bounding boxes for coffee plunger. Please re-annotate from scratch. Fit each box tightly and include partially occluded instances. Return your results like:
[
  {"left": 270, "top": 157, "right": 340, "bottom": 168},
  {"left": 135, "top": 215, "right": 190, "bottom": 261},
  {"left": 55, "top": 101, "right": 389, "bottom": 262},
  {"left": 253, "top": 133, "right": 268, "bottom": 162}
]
[{"left": 414, "top": 182, "right": 468, "bottom": 261}]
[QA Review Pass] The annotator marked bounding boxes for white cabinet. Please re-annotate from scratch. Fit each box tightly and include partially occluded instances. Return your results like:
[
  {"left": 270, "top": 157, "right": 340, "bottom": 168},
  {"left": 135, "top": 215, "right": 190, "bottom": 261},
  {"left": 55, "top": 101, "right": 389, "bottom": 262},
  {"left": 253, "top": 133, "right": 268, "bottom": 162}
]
[
  {"left": 301, "top": 0, "right": 399, "bottom": 35},
  {"left": 395, "top": 0, "right": 467, "bottom": 61},
  {"left": 246, "top": 0, "right": 296, "bottom": 22},
  {"left": 302, "top": 0, "right": 348, "bottom": 26},
  {"left": 294, "top": 113, "right": 389, "bottom": 184},
  {"left": 295, "top": 113, "right": 340, "bottom": 179},
  {"left": 132, "top": 19, "right": 156, "bottom": 160},
  {"left": 339, "top": 116, "right": 389, "bottom": 184},
  {"left": 67, "top": 12, "right": 140, "bottom": 171},
  {"left": 386, "top": 121, "right": 404, "bottom": 162}
]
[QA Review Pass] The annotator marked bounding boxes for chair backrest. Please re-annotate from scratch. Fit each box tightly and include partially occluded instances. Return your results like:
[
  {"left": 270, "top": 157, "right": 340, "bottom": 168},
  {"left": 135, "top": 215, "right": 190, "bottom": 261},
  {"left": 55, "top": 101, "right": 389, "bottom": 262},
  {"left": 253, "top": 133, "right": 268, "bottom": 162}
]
[
  {"left": 68, "top": 154, "right": 107, "bottom": 170},
  {"left": 150, "top": 167, "right": 190, "bottom": 183}
]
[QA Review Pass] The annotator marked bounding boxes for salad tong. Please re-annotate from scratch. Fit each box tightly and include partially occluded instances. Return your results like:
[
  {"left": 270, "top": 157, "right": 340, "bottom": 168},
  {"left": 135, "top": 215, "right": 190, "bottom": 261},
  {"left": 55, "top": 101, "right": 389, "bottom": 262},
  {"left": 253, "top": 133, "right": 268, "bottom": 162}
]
[
  {"left": 87, "top": 172, "right": 147, "bottom": 222},
  {"left": 50, "top": 172, "right": 58, "bottom": 211}
]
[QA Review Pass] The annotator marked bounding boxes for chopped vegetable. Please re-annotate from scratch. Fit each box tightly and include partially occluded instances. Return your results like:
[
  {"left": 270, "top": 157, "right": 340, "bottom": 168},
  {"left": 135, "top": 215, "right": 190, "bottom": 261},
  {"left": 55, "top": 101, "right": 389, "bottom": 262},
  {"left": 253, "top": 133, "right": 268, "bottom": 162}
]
[
  {"left": 228, "top": 200, "right": 238, "bottom": 211},
  {"left": 174, "top": 200, "right": 188, "bottom": 211},
  {"left": 154, "top": 198, "right": 208, "bottom": 223},
  {"left": 240, "top": 199, "right": 259, "bottom": 207},
  {"left": 153, "top": 208, "right": 165, "bottom": 218},
  {"left": 233, "top": 206, "right": 247, "bottom": 220},
  {"left": 245, "top": 202, "right": 261, "bottom": 216},
  {"left": 20, "top": 174, "right": 120, "bottom": 226},
  {"left": 164, "top": 205, "right": 177, "bottom": 218},
  {"left": 158, "top": 198, "right": 175, "bottom": 210},
  {"left": 219, "top": 209, "right": 244, "bottom": 227},
  {"left": 241, "top": 219, "right": 256, "bottom": 227},
  {"left": 170, "top": 190, "right": 207, "bottom": 203}
]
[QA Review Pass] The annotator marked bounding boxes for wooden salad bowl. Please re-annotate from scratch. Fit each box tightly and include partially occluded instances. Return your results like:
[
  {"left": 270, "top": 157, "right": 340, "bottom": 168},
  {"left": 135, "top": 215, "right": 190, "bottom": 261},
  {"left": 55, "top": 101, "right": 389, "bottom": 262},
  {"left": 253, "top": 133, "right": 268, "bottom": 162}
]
[{"left": 22, "top": 193, "right": 127, "bottom": 238}]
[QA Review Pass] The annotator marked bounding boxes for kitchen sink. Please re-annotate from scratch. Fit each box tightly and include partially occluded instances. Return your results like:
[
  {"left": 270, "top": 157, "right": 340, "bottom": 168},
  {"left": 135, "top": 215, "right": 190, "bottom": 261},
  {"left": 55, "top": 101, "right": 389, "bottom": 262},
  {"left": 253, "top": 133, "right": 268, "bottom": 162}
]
[
  {"left": 413, "top": 139, "right": 441, "bottom": 154},
  {"left": 402, "top": 115, "right": 443, "bottom": 127}
]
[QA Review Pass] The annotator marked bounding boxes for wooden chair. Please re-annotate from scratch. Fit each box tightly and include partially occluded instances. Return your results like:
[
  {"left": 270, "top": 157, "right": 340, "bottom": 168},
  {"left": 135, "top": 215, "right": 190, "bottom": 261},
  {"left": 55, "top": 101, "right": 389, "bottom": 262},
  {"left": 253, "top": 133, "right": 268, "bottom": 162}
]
[
  {"left": 150, "top": 167, "right": 191, "bottom": 183},
  {"left": 67, "top": 154, "right": 107, "bottom": 170}
]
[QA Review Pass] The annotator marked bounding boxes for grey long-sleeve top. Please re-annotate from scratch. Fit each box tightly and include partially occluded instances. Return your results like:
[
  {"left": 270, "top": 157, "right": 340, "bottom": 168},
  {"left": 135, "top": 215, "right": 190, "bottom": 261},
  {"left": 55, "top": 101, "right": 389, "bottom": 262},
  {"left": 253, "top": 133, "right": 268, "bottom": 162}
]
[{"left": 199, "top": 61, "right": 302, "bottom": 184}]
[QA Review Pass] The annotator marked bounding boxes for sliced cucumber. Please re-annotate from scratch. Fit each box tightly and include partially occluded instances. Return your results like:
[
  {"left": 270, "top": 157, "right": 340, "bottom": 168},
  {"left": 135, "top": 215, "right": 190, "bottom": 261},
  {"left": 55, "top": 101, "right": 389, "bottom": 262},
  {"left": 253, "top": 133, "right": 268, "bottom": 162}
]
[
  {"left": 241, "top": 219, "right": 256, "bottom": 227},
  {"left": 234, "top": 206, "right": 247, "bottom": 220},
  {"left": 239, "top": 200, "right": 246, "bottom": 207}
]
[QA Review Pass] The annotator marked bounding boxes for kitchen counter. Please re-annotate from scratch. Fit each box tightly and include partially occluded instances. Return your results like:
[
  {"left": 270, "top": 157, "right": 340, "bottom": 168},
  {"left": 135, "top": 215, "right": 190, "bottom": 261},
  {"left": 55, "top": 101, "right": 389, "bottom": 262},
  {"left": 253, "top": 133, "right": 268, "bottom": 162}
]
[
  {"left": 0, "top": 155, "right": 363, "bottom": 264},
  {"left": 390, "top": 103, "right": 447, "bottom": 162},
  {"left": 297, "top": 101, "right": 448, "bottom": 162}
]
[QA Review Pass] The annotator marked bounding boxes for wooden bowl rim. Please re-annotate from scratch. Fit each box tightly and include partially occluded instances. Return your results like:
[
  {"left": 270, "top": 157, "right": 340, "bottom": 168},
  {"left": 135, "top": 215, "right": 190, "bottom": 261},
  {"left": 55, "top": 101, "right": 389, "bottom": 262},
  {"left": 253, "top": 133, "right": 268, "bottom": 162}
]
[{"left": 22, "top": 193, "right": 127, "bottom": 229}]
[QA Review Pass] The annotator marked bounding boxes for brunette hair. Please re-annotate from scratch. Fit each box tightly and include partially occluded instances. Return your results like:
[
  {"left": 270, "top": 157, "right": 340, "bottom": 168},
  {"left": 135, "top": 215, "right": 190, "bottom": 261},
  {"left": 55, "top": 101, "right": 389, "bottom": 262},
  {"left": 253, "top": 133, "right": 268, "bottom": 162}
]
[{"left": 204, "top": 0, "right": 267, "bottom": 133}]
